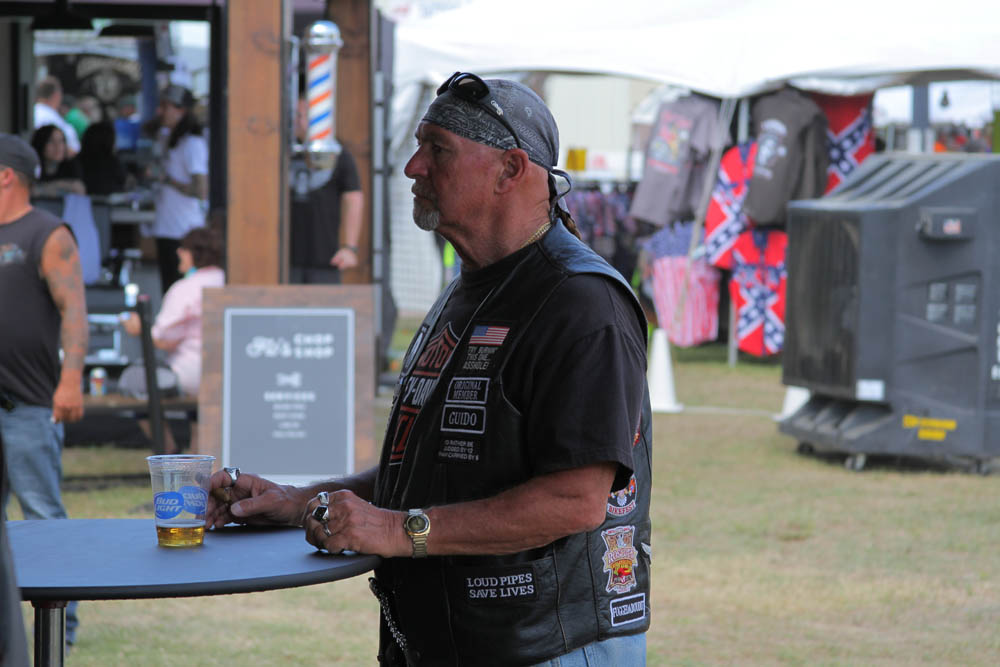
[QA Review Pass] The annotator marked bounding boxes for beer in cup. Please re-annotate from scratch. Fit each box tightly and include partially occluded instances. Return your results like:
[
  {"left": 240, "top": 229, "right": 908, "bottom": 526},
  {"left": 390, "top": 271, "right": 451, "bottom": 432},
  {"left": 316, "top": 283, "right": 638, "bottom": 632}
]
[{"left": 146, "top": 455, "right": 216, "bottom": 547}]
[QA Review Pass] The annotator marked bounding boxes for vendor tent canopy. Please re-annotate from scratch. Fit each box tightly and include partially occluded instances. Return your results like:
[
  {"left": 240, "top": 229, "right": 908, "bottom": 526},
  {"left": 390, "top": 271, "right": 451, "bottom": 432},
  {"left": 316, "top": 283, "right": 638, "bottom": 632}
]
[{"left": 395, "top": 0, "right": 1000, "bottom": 110}]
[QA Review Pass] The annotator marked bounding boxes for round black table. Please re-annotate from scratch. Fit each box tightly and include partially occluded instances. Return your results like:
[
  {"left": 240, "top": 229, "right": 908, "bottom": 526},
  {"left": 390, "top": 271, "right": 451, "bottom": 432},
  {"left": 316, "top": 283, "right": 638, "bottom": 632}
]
[{"left": 9, "top": 519, "right": 380, "bottom": 667}]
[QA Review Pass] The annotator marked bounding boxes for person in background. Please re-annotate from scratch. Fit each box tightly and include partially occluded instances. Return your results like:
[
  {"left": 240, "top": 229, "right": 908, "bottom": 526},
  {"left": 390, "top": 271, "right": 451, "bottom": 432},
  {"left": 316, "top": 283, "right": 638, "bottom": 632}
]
[
  {"left": 77, "top": 96, "right": 103, "bottom": 125},
  {"left": 30, "top": 124, "right": 85, "bottom": 197},
  {"left": 289, "top": 95, "right": 363, "bottom": 284},
  {"left": 0, "top": 133, "right": 87, "bottom": 648},
  {"left": 114, "top": 95, "right": 141, "bottom": 152},
  {"left": 1, "top": 433, "right": 30, "bottom": 667},
  {"left": 122, "top": 226, "right": 224, "bottom": 452},
  {"left": 78, "top": 121, "right": 130, "bottom": 196},
  {"left": 207, "top": 74, "right": 652, "bottom": 666},
  {"left": 150, "top": 84, "right": 208, "bottom": 294},
  {"left": 61, "top": 94, "right": 89, "bottom": 140},
  {"left": 33, "top": 76, "right": 80, "bottom": 157}
]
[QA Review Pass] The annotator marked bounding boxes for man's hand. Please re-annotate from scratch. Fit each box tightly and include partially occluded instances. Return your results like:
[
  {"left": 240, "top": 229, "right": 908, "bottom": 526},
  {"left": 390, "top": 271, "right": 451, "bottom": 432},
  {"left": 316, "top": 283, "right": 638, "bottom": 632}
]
[
  {"left": 329, "top": 247, "right": 359, "bottom": 270},
  {"left": 303, "top": 490, "right": 410, "bottom": 558},
  {"left": 52, "top": 377, "right": 84, "bottom": 423},
  {"left": 206, "top": 470, "right": 311, "bottom": 529}
]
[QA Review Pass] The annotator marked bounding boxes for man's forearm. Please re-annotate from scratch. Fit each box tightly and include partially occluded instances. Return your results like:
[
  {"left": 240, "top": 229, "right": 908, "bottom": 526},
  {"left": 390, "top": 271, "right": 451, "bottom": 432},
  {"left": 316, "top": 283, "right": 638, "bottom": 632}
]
[
  {"left": 340, "top": 190, "right": 364, "bottom": 249},
  {"left": 59, "top": 305, "right": 88, "bottom": 380},
  {"left": 41, "top": 227, "right": 88, "bottom": 379},
  {"left": 422, "top": 462, "right": 616, "bottom": 556}
]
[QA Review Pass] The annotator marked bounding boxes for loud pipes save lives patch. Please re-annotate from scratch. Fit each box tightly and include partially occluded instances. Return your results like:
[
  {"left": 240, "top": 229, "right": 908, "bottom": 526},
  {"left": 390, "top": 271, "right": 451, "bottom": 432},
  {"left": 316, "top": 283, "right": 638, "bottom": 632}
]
[{"left": 464, "top": 565, "right": 537, "bottom": 603}]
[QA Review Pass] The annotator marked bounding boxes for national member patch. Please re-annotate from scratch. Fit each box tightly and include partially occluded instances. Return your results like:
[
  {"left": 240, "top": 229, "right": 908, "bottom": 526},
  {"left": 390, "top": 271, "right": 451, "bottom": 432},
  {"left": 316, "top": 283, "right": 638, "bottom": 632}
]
[{"left": 601, "top": 525, "right": 639, "bottom": 594}]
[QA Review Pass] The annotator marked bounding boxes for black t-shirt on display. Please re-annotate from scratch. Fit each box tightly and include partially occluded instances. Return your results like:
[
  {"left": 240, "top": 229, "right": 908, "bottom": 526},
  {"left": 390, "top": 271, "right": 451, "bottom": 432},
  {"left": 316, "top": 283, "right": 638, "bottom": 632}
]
[
  {"left": 381, "top": 242, "right": 646, "bottom": 497},
  {"left": 289, "top": 148, "right": 361, "bottom": 269}
]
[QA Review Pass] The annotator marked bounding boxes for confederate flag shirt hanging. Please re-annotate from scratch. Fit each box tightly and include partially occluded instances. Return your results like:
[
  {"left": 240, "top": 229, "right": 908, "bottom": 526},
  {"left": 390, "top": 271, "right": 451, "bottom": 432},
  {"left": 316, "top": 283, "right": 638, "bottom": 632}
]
[{"left": 810, "top": 92, "right": 876, "bottom": 193}]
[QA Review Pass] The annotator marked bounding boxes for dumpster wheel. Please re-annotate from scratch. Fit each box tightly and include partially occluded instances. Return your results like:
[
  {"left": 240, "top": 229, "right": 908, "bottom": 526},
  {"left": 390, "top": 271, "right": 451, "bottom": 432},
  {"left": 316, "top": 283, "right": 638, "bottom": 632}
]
[{"left": 844, "top": 453, "right": 867, "bottom": 472}]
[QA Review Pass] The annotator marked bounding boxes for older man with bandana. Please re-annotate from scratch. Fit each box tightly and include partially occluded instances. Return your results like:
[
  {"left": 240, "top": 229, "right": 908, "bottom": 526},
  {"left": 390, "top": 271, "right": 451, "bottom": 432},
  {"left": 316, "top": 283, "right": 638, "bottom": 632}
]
[{"left": 208, "top": 74, "right": 652, "bottom": 666}]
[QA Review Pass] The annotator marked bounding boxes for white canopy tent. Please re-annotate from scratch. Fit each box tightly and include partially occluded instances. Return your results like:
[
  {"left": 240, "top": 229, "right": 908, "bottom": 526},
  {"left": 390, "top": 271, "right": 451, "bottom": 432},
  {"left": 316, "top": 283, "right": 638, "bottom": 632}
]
[
  {"left": 387, "top": 0, "right": 1000, "bottom": 313},
  {"left": 393, "top": 0, "right": 1000, "bottom": 153}
]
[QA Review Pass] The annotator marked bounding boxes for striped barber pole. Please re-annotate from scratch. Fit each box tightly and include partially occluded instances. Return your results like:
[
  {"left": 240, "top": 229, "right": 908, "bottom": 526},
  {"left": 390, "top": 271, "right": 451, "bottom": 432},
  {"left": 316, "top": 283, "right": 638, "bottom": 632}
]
[{"left": 307, "top": 52, "right": 335, "bottom": 143}]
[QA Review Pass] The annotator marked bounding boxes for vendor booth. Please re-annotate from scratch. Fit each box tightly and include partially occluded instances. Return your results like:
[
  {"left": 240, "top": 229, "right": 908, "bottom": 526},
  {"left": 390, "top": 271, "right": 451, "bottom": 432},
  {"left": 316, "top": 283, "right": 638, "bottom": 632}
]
[{"left": 389, "top": 0, "right": 1000, "bottom": 468}]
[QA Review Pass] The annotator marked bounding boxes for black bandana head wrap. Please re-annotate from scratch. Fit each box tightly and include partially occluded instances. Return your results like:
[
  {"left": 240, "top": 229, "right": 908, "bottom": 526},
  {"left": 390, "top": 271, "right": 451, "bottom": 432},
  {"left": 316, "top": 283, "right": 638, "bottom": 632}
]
[{"left": 423, "top": 78, "right": 560, "bottom": 171}]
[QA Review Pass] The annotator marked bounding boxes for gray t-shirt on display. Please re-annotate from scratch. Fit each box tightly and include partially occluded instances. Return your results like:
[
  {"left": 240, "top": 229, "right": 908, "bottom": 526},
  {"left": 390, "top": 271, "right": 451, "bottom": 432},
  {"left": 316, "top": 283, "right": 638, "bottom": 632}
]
[{"left": 629, "top": 95, "right": 724, "bottom": 227}]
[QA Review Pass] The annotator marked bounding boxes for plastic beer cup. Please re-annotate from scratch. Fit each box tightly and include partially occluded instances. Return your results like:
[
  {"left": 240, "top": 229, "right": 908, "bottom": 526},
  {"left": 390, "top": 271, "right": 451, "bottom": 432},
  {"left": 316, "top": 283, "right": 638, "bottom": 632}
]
[{"left": 146, "top": 455, "right": 216, "bottom": 547}]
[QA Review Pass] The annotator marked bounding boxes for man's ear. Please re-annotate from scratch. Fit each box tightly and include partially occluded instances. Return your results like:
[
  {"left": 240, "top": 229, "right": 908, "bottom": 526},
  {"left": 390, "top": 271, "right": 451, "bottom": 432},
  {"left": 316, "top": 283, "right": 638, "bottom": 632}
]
[{"left": 495, "top": 148, "right": 530, "bottom": 194}]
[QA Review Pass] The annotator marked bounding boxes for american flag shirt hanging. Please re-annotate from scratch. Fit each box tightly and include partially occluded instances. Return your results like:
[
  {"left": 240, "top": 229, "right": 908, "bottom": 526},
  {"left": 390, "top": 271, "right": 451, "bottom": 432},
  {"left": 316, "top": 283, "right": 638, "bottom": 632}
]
[
  {"left": 643, "top": 223, "right": 721, "bottom": 348},
  {"left": 811, "top": 93, "right": 875, "bottom": 193},
  {"left": 704, "top": 142, "right": 757, "bottom": 269},
  {"left": 729, "top": 229, "right": 787, "bottom": 357}
]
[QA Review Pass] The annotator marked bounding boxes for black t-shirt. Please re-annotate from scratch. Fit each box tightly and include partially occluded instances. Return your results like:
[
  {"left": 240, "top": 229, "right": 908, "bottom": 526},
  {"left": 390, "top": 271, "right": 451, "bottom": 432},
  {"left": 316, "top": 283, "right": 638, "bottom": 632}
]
[
  {"left": 289, "top": 148, "right": 361, "bottom": 268},
  {"left": 381, "top": 242, "right": 646, "bottom": 496},
  {"left": 0, "top": 208, "right": 66, "bottom": 407},
  {"left": 39, "top": 157, "right": 84, "bottom": 183},
  {"left": 79, "top": 153, "right": 128, "bottom": 195}
]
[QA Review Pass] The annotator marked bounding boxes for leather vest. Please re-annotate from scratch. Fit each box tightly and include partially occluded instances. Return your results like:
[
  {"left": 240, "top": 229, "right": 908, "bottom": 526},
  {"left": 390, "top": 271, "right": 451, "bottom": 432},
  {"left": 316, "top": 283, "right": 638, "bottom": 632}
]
[{"left": 373, "top": 223, "right": 653, "bottom": 666}]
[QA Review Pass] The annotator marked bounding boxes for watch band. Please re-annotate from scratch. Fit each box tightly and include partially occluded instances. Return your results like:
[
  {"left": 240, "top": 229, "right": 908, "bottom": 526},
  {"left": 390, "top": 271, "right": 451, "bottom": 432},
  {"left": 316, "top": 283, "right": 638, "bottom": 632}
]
[
  {"left": 405, "top": 508, "right": 430, "bottom": 558},
  {"left": 343, "top": 244, "right": 360, "bottom": 254}
]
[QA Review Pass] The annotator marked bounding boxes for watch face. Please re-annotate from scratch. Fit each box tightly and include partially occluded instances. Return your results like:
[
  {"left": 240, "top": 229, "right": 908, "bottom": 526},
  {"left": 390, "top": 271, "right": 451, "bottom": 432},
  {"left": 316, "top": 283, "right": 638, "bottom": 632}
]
[{"left": 406, "top": 514, "right": 429, "bottom": 534}]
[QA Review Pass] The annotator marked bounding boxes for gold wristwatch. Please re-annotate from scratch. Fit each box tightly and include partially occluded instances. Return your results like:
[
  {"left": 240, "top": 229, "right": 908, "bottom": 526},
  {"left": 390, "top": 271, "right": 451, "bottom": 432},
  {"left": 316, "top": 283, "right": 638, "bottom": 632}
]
[{"left": 404, "top": 508, "right": 431, "bottom": 558}]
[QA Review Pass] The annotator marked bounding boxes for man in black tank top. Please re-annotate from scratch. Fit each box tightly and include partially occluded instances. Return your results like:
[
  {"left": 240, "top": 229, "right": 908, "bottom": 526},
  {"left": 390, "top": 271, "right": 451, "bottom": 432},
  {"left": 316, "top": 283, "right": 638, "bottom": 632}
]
[
  {"left": 206, "top": 77, "right": 651, "bottom": 666},
  {"left": 0, "top": 133, "right": 88, "bottom": 647}
]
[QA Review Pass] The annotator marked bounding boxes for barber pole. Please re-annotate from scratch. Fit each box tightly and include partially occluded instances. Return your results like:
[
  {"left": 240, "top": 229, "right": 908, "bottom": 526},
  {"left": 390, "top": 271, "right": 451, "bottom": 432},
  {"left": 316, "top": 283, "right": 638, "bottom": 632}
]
[{"left": 304, "top": 21, "right": 343, "bottom": 170}]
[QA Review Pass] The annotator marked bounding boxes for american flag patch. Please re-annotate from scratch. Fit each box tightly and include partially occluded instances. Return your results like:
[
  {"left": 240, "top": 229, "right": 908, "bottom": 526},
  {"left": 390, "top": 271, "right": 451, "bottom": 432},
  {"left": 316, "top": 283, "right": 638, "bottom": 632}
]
[{"left": 469, "top": 325, "right": 509, "bottom": 346}]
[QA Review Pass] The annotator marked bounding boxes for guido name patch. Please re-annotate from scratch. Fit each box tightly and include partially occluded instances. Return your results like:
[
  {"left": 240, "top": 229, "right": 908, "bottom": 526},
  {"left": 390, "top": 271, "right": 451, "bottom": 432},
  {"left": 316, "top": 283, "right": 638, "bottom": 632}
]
[{"left": 441, "top": 404, "right": 486, "bottom": 434}]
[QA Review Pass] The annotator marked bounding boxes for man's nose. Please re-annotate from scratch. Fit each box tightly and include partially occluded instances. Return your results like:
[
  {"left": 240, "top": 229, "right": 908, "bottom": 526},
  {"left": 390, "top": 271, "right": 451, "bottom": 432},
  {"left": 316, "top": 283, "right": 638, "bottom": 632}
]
[{"left": 403, "top": 147, "right": 426, "bottom": 180}]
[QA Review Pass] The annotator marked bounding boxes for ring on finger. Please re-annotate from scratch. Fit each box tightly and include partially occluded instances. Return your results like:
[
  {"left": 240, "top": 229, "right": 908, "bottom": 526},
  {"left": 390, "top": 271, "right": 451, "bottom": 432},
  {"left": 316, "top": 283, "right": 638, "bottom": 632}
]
[
  {"left": 322, "top": 524, "right": 332, "bottom": 537},
  {"left": 312, "top": 504, "right": 330, "bottom": 523},
  {"left": 317, "top": 491, "right": 329, "bottom": 505},
  {"left": 223, "top": 467, "right": 241, "bottom": 485}
]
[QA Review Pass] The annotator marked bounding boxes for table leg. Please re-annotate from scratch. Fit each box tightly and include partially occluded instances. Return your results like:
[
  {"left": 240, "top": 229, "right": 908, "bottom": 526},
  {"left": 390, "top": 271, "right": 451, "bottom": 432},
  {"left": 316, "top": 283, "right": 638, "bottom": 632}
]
[{"left": 32, "top": 600, "right": 66, "bottom": 667}]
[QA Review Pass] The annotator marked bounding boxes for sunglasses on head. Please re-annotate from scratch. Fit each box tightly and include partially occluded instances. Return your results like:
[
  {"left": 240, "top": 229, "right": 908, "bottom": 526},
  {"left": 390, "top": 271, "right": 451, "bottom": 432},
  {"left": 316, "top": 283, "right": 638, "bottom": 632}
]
[{"left": 437, "top": 72, "right": 523, "bottom": 150}]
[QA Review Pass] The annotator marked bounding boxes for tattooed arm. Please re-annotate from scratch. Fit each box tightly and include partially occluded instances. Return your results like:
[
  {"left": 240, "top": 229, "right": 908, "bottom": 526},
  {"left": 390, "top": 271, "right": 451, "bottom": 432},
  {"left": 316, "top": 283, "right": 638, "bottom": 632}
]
[{"left": 40, "top": 225, "right": 88, "bottom": 423}]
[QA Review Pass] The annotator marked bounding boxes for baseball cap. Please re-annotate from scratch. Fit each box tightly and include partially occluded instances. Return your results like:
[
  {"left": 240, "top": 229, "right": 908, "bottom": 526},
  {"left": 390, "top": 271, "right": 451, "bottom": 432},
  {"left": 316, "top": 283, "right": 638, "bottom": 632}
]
[
  {"left": 423, "top": 73, "right": 572, "bottom": 202},
  {"left": 0, "top": 133, "right": 41, "bottom": 181},
  {"left": 161, "top": 84, "right": 194, "bottom": 109}
]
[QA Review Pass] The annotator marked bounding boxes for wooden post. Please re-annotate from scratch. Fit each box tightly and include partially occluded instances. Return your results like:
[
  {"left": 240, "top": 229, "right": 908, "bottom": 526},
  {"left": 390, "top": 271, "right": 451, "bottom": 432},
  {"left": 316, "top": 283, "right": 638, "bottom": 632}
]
[
  {"left": 227, "top": 0, "right": 290, "bottom": 285},
  {"left": 328, "top": 0, "right": 372, "bottom": 284}
]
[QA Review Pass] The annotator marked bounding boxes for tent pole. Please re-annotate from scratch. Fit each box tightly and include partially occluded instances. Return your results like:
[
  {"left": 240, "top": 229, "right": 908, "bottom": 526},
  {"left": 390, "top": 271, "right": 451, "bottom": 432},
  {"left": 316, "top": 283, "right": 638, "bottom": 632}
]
[
  {"left": 672, "top": 98, "right": 736, "bottom": 344},
  {"left": 670, "top": 97, "right": 736, "bottom": 358},
  {"left": 727, "top": 97, "right": 751, "bottom": 367}
]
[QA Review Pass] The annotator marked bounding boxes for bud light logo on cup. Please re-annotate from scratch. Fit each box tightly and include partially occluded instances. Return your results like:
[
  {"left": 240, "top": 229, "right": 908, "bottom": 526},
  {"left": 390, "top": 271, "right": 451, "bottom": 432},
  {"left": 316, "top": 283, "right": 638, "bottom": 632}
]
[
  {"left": 180, "top": 486, "right": 208, "bottom": 514},
  {"left": 154, "top": 492, "right": 185, "bottom": 519}
]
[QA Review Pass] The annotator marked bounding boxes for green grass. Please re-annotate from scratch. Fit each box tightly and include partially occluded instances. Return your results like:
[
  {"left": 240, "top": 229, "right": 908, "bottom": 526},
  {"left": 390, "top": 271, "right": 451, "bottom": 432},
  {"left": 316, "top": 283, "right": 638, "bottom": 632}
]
[{"left": 12, "top": 337, "right": 1000, "bottom": 665}]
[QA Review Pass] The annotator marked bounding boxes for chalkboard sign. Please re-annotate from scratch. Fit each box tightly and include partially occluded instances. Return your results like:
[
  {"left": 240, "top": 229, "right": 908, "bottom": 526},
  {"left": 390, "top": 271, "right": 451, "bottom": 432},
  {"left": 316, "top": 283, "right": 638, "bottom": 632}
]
[{"left": 222, "top": 307, "right": 354, "bottom": 484}]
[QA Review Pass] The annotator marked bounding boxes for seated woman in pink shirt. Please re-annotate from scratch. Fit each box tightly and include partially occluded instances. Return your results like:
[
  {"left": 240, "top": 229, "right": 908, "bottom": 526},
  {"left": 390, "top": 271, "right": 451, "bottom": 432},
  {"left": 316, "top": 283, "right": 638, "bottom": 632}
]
[
  {"left": 123, "top": 226, "right": 225, "bottom": 396},
  {"left": 123, "top": 226, "right": 223, "bottom": 452}
]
